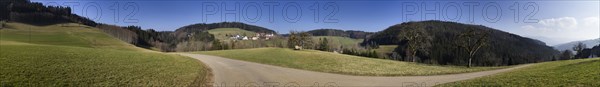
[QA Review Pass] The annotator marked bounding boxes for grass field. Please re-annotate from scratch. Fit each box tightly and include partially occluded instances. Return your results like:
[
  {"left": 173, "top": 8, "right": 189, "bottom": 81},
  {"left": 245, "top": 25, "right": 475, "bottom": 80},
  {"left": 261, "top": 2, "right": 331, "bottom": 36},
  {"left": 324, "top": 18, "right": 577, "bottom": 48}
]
[
  {"left": 0, "top": 23, "right": 209, "bottom": 86},
  {"left": 0, "top": 23, "right": 144, "bottom": 51},
  {"left": 437, "top": 58, "right": 600, "bottom": 87},
  {"left": 194, "top": 48, "right": 505, "bottom": 76},
  {"left": 314, "top": 36, "right": 363, "bottom": 48}
]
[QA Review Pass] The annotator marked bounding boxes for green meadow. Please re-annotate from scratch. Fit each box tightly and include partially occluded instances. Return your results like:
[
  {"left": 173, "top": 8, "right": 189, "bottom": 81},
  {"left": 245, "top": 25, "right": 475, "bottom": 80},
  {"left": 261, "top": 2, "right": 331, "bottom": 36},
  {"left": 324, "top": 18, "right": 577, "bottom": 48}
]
[
  {"left": 438, "top": 58, "right": 600, "bottom": 87},
  {"left": 194, "top": 48, "right": 505, "bottom": 76},
  {"left": 313, "top": 36, "right": 363, "bottom": 47},
  {"left": 0, "top": 23, "right": 209, "bottom": 86}
]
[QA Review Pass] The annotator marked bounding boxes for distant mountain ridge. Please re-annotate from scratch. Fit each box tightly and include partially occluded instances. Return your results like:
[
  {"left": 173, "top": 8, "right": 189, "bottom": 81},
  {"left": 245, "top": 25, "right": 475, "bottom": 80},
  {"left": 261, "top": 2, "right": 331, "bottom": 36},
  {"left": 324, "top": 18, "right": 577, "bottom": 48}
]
[{"left": 553, "top": 38, "right": 600, "bottom": 51}]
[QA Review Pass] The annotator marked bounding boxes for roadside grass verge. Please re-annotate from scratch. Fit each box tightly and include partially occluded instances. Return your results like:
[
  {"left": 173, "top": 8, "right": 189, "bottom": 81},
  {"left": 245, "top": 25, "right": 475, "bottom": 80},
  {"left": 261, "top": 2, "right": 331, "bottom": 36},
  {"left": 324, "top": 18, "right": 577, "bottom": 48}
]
[
  {"left": 194, "top": 48, "right": 506, "bottom": 76},
  {"left": 437, "top": 58, "right": 600, "bottom": 87}
]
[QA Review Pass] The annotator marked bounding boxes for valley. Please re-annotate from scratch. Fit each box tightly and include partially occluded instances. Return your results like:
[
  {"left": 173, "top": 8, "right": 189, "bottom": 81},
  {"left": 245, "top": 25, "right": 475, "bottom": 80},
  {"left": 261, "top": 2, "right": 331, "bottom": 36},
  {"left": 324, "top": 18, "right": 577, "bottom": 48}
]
[{"left": 1, "top": 0, "right": 598, "bottom": 86}]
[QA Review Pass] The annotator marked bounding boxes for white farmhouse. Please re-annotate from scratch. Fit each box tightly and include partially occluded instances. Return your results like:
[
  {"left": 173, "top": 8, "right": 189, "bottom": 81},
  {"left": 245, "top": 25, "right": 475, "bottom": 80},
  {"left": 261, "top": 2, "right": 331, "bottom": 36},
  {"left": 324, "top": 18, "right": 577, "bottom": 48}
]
[{"left": 242, "top": 36, "right": 249, "bottom": 40}]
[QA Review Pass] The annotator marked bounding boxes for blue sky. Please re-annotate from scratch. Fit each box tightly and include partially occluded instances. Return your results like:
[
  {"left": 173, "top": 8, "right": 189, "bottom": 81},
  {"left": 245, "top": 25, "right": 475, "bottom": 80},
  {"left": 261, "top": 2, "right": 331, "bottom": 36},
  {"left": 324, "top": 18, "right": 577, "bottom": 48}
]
[{"left": 31, "top": 0, "right": 599, "bottom": 45}]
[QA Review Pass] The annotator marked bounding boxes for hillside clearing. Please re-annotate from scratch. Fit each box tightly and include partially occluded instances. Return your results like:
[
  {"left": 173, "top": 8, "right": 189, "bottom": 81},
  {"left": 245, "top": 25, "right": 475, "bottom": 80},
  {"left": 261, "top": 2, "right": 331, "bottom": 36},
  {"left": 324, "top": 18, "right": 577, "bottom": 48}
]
[
  {"left": 207, "top": 28, "right": 256, "bottom": 41},
  {"left": 314, "top": 36, "right": 363, "bottom": 48}
]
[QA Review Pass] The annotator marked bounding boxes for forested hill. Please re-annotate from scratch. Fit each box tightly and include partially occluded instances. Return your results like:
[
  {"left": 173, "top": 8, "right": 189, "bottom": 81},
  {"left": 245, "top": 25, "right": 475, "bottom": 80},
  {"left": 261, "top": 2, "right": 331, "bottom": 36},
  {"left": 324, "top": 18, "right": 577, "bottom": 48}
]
[
  {"left": 175, "top": 22, "right": 276, "bottom": 34},
  {"left": 306, "top": 29, "right": 374, "bottom": 39},
  {"left": 363, "top": 20, "right": 559, "bottom": 66},
  {"left": 0, "top": 0, "right": 97, "bottom": 26}
]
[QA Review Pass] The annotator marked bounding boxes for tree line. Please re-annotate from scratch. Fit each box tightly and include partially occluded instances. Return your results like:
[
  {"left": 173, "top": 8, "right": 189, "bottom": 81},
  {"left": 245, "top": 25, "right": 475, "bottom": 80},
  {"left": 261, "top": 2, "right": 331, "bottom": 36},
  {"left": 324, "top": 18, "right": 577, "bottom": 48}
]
[
  {"left": 304, "top": 29, "right": 374, "bottom": 39},
  {"left": 0, "top": 0, "right": 97, "bottom": 26},
  {"left": 97, "top": 24, "right": 224, "bottom": 52},
  {"left": 559, "top": 42, "right": 600, "bottom": 60},
  {"left": 176, "top": 22, "right": 276, "bottom": 34},
  {"left": 287, "top": 31, "right": 379, "bottom": 58}
]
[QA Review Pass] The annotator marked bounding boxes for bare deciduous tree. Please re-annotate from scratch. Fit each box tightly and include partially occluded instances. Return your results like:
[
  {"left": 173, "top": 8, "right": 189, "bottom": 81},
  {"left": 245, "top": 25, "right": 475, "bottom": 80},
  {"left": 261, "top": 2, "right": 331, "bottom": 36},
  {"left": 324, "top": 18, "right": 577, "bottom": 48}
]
[
  {"left": 457, "top": 28, "right": 489, "bottom": 67},
  {"left": 288, "top": 31, "right": 314, "bottom": 50},
  {"left": 401, "top": 28, "right": 432, "bottom": 62},
  {"left": 572, "top": 42, "right": 586, "bottom": 54}
]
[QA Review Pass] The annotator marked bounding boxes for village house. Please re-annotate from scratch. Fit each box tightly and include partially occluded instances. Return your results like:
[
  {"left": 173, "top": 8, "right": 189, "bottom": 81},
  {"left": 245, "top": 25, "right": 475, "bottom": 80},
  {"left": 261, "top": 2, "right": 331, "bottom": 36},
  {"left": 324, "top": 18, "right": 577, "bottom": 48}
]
[{"left": 229, "top": 33, "right": 276, "bottom": 41}]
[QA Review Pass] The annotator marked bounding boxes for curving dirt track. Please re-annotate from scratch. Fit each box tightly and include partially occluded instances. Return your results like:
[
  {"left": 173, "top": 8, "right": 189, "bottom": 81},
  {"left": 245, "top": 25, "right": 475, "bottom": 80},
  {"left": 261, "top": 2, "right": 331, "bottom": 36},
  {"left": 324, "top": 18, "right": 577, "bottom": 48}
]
[{"left": 178, "top": 53, "right": 530, "bottom": 87}]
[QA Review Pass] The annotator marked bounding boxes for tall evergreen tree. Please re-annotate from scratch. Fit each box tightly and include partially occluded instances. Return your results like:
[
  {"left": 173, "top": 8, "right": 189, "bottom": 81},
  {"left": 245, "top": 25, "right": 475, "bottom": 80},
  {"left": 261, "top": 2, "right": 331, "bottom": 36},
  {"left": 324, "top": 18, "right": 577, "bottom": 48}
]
[{"left": 318, "top": 38, "right": 330, "bottom": 51}]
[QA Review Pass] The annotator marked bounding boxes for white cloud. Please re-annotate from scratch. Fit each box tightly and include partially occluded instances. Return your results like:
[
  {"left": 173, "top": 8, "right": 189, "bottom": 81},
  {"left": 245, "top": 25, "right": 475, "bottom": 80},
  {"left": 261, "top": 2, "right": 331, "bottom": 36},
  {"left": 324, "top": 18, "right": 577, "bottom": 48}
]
[
  {"left": 517, "top": 17, "right": 600, "bottom": 45},
  {"left": 583, "top": 17, "right": 600, "bottom": 26},
  {"left": 538, "top": 17, "right": 578, "bottom": 29}
]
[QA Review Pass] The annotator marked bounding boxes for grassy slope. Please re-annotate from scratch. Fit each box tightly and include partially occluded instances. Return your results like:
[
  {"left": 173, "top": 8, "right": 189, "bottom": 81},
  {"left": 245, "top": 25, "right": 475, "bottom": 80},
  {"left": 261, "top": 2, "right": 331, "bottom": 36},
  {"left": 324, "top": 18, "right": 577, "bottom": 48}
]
[
  {"left": 207, "top": 28, "right": 256, "bottom": 41},
  {"left": 314, "top": 36, "right": 363, "bottom": 48},
  {"left": 438, "top": 58, "right": 600, "bottom": 87},
  {"left": 0, "top": 23, "right": 208, "bottom": 86},
  {"left": 0, "top": 23, "right": 143, "bottom": 51},
  {"left": 195, "top": 48, "right": 504, "bottom": 76}
]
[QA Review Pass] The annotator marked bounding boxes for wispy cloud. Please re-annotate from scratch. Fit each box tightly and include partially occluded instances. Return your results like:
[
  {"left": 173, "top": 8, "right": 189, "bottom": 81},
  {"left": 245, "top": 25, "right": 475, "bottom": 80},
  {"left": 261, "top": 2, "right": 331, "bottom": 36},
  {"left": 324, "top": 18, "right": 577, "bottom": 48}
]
[
  {"left": 518, "top": 17, "right": 600, "bottom": 45},
  {"left": 583, "top": 17, "right": 600, "bottom": 26},
  {"left": 538, "top": 17, "right": 578, "bottom": 29}
]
